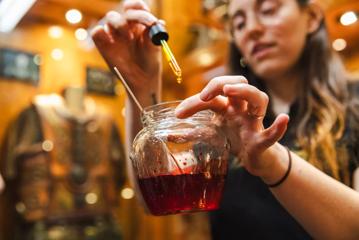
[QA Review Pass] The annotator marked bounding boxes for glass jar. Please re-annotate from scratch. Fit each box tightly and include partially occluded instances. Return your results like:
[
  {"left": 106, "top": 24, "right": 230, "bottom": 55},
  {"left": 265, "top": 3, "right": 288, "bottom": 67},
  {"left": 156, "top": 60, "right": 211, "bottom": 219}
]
[{"left": 130, "top": 101, "right": 230, "bottom": 216}]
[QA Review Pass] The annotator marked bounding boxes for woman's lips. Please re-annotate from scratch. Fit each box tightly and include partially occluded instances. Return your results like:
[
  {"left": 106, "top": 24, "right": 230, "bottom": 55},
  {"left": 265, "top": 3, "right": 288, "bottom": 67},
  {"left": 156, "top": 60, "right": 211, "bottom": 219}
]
[{"left": 251, "top": 43, "right": 276, "bottom": 60}]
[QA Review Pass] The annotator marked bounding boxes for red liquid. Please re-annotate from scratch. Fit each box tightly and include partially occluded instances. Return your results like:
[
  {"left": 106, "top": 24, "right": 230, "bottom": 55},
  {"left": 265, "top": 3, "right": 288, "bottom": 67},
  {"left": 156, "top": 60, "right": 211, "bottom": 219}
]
[{"left": 137, "top": 173, "right": 226, "bottom": 216}]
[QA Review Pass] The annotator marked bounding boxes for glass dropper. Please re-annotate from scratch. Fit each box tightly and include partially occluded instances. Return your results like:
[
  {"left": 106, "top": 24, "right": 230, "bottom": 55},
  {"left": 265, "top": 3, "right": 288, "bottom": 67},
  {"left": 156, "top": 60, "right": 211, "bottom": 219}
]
[
  {"left": 149, "top": 22, "right": 182, "bottom": 84},
  {"left": 160, "top": 40, "right": 182, "bottom": 84}
]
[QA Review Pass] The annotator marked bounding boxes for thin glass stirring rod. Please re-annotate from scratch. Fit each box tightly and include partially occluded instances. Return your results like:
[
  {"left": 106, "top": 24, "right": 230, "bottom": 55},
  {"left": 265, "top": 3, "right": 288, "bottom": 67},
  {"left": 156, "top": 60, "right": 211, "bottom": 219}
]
[
  {"left": 113, "top": 67, "right": 144, "bottom": 112},
  {"left": 114, "top": 66, "right": 184, "bottom": 174}
]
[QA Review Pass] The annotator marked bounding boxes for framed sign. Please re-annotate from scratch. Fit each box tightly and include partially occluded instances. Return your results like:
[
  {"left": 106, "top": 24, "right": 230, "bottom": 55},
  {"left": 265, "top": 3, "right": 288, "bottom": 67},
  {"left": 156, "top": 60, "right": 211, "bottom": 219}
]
[
  {"left": 0, "top": 48, "right": 40, "bottom": 85},
  {"left": 86, "top": 67, "right": 117, "bottom": 96}
]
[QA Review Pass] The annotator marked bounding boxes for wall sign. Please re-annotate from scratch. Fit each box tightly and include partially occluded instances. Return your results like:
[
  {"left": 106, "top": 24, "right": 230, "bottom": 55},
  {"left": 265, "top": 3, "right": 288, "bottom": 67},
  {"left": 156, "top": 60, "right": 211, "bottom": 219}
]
[
  {"left": 86, "top": 66, "right": 117, "bottom": 96},
  {"left": 0, "top": 48, "right": 40, "bottom": 85}
]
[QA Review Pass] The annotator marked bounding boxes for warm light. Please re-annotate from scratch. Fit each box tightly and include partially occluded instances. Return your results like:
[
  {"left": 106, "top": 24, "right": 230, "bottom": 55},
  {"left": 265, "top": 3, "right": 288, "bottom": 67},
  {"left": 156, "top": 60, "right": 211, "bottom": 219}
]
[
  {"left": 121, "top": 107, "right": 126, "bottom": 117},
  {"left": 15, "top": 202, "right": 26, "bottom": 213},
  {"left": 332, "top": 38, "right": 347, "bottom": 51},
  {"left": 85, "top": 193, "right": 98, "bottom": 204},
  {"left": 0, "top": 0, "right": 37, "bottom": 32},
  {"left": 48, "top": 26, "right": 63, "bottom": 39},
  {"left": 75, "top": 28, "right": 88, "bottom": 41},
  {"left": 65, "top": 9, "right": 82, "bottom": 24},
  {"left": 51, "top": 48, "right": 64, "bottom": 61},
  {"left": 42, "top": 140, "right": 54, "bottom": 152},
  {"left": 121, "top": 187, "right": 135, "bottom": 199},
  {"left": 340, "top": 11, "right": 358, "bottom": 26}
]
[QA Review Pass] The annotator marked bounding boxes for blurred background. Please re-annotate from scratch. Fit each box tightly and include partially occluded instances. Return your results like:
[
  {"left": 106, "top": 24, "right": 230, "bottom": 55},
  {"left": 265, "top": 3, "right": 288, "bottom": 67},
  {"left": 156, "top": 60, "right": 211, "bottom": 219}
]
[{"left": 0, "top": 0, "right": 358, "bottom": 239}]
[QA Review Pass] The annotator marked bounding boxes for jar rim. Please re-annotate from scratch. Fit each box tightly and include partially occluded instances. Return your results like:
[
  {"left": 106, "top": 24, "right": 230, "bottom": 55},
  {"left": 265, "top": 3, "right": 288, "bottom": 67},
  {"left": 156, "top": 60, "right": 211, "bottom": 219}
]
[
  {"left": 141, "top": 100, "right": 214, "bottom": 126},
  {"left": 143, "top": 100, "right": 182, "bottom": 113}
]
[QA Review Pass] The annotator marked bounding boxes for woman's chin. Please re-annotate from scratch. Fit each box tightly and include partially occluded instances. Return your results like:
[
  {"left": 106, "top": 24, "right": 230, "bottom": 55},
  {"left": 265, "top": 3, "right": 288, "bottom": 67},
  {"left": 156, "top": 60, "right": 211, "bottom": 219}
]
[{"left": 252, "top": 62, "right": 289, "bottom": 81}]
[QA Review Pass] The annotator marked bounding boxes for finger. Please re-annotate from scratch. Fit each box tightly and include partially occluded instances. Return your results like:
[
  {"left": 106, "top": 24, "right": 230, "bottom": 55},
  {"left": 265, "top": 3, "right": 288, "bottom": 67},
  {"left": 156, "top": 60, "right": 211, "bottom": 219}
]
[
  {"left": 106, "top": 11, "right": 127, "bottom": 29},
  {"left": 123, "top": 0, "right": 151, "bottom": 12},
  {"left": 223, "top": 83, "right": 269, "bottom": 118},
  {"left": 175, "top": 94, "right": 228, "bottom": 119},
  {"left": 124, "top": 9, "right": 158, "bottom": 26},
  {"left": 106, "top": 10, "right": 157, "bottom": 49},
  {"left": 105, "top": 11, "right": 133, "bottom": 41},
  {"left": 228, "top": 97, "right": 247, "bottom": 113},
  {"left": 200, "top": 75, "right": 248, "bottom": 101},
  {"left": 158, "top": 19, "right": 166, "bottom": 26},
  {"left": 91, "top": 26, "right": 117, "bottom": 68},
  {"left": 258, "top": 114, "right": 289, "bottom": 150},
  {"left": 91, "top": 25, "right": 114, "bottom": 48}
]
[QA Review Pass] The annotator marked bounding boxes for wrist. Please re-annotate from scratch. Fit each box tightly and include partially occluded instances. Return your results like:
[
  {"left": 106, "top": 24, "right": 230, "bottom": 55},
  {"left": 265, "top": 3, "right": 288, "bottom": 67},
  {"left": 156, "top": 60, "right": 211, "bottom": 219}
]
[
  {"left": 134, "top": 88, "right": 161, "bottom": 106},
  {"left": 129, "top": 75, "right": 161, "bottom": 107},
  {"left": 258, "top": 143, "right": 290, "bottom": 185}
]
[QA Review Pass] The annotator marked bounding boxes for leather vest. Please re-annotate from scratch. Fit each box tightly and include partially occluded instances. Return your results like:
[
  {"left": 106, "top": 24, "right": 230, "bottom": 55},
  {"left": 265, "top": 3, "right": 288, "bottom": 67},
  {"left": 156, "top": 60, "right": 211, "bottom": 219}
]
[{"left": 14, "top": 95, "right": 124, "bottom": 224}]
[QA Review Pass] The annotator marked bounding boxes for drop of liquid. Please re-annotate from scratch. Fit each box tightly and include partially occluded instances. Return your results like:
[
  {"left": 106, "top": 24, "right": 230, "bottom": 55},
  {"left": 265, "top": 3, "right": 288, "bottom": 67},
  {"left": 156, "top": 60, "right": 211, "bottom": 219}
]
[{"left": 177, "top": 76, "right": 182, "bottom": 84}]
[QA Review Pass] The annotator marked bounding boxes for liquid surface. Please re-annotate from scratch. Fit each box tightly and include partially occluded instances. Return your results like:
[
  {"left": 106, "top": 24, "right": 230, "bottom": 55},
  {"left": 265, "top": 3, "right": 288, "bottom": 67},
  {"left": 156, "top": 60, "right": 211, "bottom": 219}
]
[{"left": 138, "top": 173, "right": 226, "bottom": 215}]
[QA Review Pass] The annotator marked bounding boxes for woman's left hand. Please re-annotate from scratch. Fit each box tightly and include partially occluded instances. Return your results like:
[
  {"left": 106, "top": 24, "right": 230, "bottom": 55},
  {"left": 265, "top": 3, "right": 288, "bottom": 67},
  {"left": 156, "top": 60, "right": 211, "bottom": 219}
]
[{"left": 175, "top": 75, "right": 289, "bottom": 177}]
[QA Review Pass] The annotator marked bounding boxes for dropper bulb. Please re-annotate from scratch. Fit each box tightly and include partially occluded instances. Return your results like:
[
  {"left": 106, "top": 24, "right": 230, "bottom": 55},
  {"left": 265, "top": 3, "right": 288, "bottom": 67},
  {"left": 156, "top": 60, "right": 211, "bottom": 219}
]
[{"left": 149, "top": 23, "right": 169, "bottom": 45}]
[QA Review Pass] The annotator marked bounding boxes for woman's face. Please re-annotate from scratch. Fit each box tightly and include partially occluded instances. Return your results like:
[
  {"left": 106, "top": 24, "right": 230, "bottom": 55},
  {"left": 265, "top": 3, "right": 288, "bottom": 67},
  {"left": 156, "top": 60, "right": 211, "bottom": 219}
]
[{"left": 229, "top": 0, "right": 311, "bottom": 80}]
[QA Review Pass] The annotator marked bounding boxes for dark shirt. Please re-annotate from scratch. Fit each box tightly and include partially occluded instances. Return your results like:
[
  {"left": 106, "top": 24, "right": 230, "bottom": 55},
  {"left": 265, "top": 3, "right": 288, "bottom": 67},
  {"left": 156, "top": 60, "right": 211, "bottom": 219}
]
[{"left": 209, "top": 89, "right": 359, "bottom": 240}]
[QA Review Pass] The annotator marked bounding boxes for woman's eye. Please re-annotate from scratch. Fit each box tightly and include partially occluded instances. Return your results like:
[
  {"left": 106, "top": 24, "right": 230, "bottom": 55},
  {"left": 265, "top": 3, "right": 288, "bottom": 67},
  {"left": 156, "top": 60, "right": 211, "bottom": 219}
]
[
  {"left": 261, "top": 1, "right": 278, "bottom": 15},
  {"left": 235, "top": 22, "right": 245, "bottom": 30},
  {"left": 262, "top": 7, "right": 275, "bottom": 14},
  {"left": 232, "top": 18, "right": 245, "bottom": 31}
]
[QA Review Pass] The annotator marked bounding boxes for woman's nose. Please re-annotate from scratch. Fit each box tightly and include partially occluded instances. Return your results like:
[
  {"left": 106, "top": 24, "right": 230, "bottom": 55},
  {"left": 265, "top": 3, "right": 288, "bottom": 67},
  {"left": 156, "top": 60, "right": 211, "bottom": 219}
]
[{"left": 245, "top": 14, "right": 264, "bottom": 39}]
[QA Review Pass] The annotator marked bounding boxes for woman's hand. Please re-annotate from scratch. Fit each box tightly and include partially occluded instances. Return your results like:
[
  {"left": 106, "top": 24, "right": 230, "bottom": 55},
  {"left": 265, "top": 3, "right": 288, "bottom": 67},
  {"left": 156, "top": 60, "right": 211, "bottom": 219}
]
[
  {"left": 91, "top": 0, "right": 162, "bottom": 96},
  {"left": 175, "top": 75, "right": 290, "bottom": 177}
]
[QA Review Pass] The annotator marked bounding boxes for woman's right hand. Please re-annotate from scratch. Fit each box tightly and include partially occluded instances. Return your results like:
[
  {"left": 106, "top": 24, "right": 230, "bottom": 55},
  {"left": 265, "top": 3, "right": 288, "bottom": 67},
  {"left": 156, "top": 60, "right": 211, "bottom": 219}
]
[{"left": 91, "top": 0, "right": 162, "bottom": 97}]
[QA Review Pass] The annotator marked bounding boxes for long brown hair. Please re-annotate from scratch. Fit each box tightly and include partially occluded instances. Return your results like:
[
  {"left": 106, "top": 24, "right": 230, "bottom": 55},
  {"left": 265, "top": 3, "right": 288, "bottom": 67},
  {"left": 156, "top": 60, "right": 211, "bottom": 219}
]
[{"left": 228, "top": 0, "right": 357, "bottom": 183}]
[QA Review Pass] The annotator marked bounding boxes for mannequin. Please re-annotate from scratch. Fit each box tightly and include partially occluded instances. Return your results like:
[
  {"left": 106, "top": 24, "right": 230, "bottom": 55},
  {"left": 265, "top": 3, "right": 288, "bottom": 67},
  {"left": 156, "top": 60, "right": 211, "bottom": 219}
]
[
  {"left": 63, "top": 86, "right": 86, "bottom": 116},
  {"left": 46, "top": 86, "right": 95, "bottom": 122},
  {"left": 0, "top": 87, "right": 126, "bottom": 240}
]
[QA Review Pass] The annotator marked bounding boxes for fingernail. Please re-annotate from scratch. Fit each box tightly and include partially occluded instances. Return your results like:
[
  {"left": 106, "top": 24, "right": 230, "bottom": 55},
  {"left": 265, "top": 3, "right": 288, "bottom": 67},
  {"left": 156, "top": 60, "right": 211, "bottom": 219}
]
[
  {"left": 106, "top": 11, "right": 117, "bottom": 21},
  {"left": 175, "top": 106, "right": 183, "bottom": 116}
]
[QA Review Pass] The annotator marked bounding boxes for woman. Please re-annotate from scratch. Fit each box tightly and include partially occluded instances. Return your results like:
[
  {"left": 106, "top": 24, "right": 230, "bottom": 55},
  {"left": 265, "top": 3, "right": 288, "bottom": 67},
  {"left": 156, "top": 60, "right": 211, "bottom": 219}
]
[{"left": 91, "top": 0, "right": 359, "bottom": 239}]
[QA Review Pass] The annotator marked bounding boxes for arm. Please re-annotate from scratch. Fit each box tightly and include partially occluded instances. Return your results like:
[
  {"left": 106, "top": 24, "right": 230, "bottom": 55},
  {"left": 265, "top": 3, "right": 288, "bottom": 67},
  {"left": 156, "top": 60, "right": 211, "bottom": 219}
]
[
  {"left": 0, "top": 173, "right": 4, "bottom": 193},
  {"left": 262, "top": 144, "right": 359, "bottom": 239},
  {"left": 92, "top": 0, "right": 162, "bottom": 185},
  {"left": 176, "top": 76, "right": 359, "bottom": 239}
]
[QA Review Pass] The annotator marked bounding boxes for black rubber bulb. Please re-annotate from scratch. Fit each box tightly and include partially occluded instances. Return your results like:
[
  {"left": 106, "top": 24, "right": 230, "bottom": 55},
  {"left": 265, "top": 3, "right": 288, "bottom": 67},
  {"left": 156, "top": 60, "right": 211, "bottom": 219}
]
[{"left": 149, "top": 22, "right": 169, "bottom": 46}]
